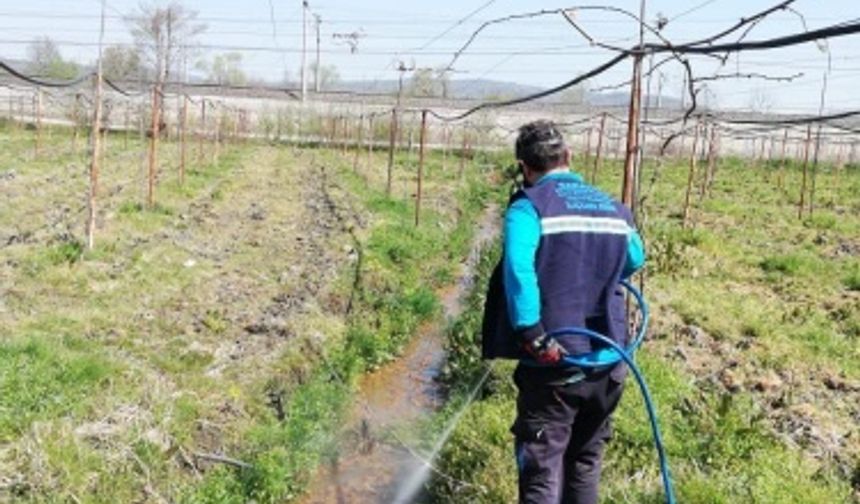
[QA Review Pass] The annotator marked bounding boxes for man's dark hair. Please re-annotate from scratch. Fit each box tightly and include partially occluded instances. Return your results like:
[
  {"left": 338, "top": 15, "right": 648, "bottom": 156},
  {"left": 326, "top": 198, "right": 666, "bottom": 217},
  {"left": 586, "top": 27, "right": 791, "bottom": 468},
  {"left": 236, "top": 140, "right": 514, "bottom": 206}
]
[{"left": 515, "top": 120, "right": 567, "bottom": 172}]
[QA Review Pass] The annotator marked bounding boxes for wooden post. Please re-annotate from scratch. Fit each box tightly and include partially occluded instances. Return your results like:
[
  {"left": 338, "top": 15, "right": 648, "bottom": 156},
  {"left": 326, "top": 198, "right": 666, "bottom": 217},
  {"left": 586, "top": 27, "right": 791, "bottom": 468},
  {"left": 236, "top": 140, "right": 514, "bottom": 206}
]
[
  {"left": 621, "top": 43, "right": 650, "bottom": 211},
  {"left": 213, "top": 109, "right": 221, "bottom": 164},
  {"left": 415, "top": 110, "right": 427, "bottom": 227},
  {"left": 809, "top": 123, "right": 823, "bottom": 218},
  {"left": 592, "top": 112, "right": 607, "bottom": 184},
  {"left": 367, "top": 114, "right": 374, "bottom": 167},
  {"left": 124, "top": 101, "right": 130, "bottom": 149},
  {"left": 18, "top": 96, "right": 25, "bottom": 132},
  {"left": 87, "top": 2, "right": 105, "bottom": 250},
  {"left": 198, "top": 100, "right": 206, "bottom": 164},
  {"left": 138, "top": 101, "right": 145, "bottom": 140},
  {"left": 701, "top": 124, "right": 717, "bottom": 199},
  {"left": 442, "top": 125, "right": 452, "bottom": 173},
  {"left": 73, "top": 93, "right": 81, "bottom": 155},
  {"left": 622, "top": 46, "right": 644, "bottom": 208},
  {"left": 798, "top": 124, "right": 812, "bottom": 219},
  {"left": 386, "top": 108, "right": 397, "bottom": 195},
  {"left": 459, "top": 126, "right": 468, "bottom": 179},
  {"left": 179, "top": 95, "right": 188, "bottom": 185},
  {"left": 768, "top": 135, "right": 776, "bottom": 165},
  {"left": 682, "top": 123, "right": 701, "bottom": 228},
  {"left": 353, "top": 114, "right": 363, "bottom": 173},
  {"left": 34, "top": 88, "right": 43, "bottom": 158},
  {"left": 100, "top": 123, "right": 107, "bottom": 169},
  {"left": 584, "top": 126, "right": 593, "bottom": 166},
  {"left": 778, "top": 128, "right": 789, "bottom": 189},
  {"left": 233, "top": 109, "right": 240, "bottom": 143},
  {"left": 147, "top": 85, "right": 160, "bottom": 208},
  {"left": 342, "top": 116, "right": 349, "bottom": 154}
]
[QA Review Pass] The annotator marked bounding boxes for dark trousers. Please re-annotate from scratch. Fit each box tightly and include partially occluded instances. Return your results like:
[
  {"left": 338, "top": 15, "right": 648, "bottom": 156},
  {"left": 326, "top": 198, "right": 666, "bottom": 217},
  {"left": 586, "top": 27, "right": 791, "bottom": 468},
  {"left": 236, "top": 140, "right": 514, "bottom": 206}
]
[{"left": 512, "top": 365, "right": 624, "bottom": 504}]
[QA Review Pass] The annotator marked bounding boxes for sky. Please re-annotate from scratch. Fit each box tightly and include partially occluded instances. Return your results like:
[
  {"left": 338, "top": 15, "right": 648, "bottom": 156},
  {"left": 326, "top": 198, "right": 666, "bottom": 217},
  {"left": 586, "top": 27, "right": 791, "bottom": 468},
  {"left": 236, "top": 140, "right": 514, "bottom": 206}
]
[{"left": 1, "top": 0, "right": 860, "bottom": 113}]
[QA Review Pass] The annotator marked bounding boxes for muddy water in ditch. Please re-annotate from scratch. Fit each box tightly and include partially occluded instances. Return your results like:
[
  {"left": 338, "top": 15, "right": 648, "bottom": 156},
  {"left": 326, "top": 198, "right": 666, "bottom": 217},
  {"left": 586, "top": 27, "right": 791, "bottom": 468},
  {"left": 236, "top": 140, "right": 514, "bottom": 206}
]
[{"left": 301, "top": 206, "right": 499, "bottom": 504}]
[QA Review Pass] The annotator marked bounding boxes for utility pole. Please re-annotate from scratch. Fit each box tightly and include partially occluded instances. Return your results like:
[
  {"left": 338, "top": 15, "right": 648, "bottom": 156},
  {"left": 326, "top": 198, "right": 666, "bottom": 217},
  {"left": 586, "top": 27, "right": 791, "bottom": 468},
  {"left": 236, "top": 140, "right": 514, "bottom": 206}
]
[
  {"left": 87, "top": 0, "right": 106, "bottom": 250},
  {"left": 314, "top": 14, "right": 321, "bottom": 93},
  {"left": 301, "top": 0, "right": 308, "bottom": 102}
]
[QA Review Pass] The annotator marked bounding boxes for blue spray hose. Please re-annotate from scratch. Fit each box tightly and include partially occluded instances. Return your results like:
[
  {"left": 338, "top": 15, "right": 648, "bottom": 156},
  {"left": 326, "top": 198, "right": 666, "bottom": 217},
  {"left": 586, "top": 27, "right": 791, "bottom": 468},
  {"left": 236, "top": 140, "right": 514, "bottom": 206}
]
[{"left": 522, "top": 280, "right": 676, "bottom": 504}]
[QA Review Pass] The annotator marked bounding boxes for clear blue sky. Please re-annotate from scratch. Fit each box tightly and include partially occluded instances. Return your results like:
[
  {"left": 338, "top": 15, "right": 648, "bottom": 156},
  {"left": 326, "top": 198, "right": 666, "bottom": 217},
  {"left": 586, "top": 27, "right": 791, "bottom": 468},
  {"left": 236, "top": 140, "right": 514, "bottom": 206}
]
[{"left": 2, "top": 0, "right": 859, "bottom": 112}]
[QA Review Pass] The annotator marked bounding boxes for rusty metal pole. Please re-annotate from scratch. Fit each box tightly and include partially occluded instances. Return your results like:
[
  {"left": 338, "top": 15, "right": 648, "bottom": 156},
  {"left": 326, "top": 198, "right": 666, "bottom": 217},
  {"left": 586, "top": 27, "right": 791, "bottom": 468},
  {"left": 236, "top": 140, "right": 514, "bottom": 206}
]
[
  {"left": 682, "top": 123, "right": 701, "bottom": 228},
  {"left": 592, "top": 112, "right": 607, "bottom": 184},
  {"left": 147, "top": 85, "right": 160, "bottom": 208},
  {"left": 386, "top": 108, "right": 397, "bottom": 195},
  {"left": 798, "top": 124, "right": 813, "bottom": 219},
  {"left": 415, "top": 110, "right": 427, "bottom": 227}
]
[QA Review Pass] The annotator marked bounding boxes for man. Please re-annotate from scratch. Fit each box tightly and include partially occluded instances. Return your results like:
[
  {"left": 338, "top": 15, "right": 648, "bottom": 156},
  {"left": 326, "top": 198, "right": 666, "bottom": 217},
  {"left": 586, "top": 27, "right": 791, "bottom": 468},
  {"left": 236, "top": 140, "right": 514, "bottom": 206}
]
[{"left": 482, "top": 120, "right": 645, "bottom": 504}]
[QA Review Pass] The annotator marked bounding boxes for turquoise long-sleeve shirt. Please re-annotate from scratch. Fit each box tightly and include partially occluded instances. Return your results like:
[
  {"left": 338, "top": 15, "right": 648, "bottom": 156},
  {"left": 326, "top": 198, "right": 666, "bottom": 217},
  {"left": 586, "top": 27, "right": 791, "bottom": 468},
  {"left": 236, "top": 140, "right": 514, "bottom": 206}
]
[{"left": 503, "top": 171, "right": 645, "bottom": 330}]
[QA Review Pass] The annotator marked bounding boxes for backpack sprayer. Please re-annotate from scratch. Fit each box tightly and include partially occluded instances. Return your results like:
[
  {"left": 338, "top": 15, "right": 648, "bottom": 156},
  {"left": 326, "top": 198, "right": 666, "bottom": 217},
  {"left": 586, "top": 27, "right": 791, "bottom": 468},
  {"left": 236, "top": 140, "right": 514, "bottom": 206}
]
[{"left": 521, "top": 280, "right": 676, "bottom": 504}]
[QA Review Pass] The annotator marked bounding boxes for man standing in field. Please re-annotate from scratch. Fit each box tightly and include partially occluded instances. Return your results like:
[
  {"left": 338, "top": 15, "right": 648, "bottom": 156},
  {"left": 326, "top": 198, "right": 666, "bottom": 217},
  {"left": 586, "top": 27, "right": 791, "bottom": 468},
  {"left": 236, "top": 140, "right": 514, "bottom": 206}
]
[{"left": 482, "top": 120, "right": 645, "bottom": 503}]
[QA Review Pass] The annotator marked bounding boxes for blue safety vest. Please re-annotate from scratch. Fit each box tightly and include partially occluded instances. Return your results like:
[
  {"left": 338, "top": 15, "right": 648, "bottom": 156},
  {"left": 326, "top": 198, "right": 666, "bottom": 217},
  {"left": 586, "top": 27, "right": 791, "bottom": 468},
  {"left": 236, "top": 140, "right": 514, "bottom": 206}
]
[{"left": 482, "top": 177, "right": 634, "bottom": 360}]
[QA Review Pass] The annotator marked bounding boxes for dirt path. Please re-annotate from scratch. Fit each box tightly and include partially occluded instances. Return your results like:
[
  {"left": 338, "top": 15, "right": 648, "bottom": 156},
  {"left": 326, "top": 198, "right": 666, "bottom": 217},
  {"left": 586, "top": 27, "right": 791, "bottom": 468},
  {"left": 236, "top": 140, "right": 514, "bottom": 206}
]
[{"left": 300, "top": 204, "right": 500, "bottom": 504}]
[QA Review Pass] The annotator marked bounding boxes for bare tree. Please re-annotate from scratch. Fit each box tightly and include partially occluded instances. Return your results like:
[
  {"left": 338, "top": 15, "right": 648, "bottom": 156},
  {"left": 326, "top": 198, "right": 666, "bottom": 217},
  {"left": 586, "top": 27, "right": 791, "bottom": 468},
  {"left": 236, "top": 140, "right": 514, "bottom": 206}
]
[
  {"left": 309, "top": 62, "right": 340, "bottom": 91},
  {"left": 102, "top": 45, "right": 142, "bottom": 82},
  {"left": 25, "top": 37, "right": 79, "bottom": 79},
  {"left": 407, "top": 67, "right": 450, "bottom": 98},
  {"left": 748, "top": 88, "right": 775, "bottom": 115},
  {"left": 126, "top": 2, "right": 206, "bottom": 85},
  {"left": 199, "top": 52, "right": 247, "bottom": 86}
]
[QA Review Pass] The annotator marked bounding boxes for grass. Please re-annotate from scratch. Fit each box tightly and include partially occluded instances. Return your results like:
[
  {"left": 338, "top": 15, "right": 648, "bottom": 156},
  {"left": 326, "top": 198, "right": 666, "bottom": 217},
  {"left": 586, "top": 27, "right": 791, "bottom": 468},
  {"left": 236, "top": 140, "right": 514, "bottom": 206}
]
[{"left": 0, "top": 123, "right": 497, "bottom": 502}]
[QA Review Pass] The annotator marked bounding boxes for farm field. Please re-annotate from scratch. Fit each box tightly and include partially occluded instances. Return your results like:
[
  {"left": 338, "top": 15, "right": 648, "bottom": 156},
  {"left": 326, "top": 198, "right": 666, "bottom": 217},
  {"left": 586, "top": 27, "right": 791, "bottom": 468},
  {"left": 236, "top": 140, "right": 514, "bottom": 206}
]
[
  {"left": 431, "top": 152, "right": 860, "bottom": 503},
  {"left": 0, "top": 121, "right": 497, "bottom": 502},
  {"left": 1, "top": 117, "right": 859, "bottom": 504}
]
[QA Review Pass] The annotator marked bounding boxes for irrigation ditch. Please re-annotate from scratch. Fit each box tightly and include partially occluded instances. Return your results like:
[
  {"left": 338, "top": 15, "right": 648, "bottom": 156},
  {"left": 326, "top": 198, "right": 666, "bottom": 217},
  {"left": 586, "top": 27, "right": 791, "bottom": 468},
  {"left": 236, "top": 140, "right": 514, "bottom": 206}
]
[{"left": 300, "top": 202, "right": 500, "bottom": 504}]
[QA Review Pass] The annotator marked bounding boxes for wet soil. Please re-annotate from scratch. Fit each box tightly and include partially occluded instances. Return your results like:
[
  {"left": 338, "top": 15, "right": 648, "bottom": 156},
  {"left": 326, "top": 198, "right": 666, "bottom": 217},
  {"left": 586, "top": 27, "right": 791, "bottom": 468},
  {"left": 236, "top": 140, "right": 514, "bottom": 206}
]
[{"left": 300, "top": 205, "right": 499, "bottom": 504}]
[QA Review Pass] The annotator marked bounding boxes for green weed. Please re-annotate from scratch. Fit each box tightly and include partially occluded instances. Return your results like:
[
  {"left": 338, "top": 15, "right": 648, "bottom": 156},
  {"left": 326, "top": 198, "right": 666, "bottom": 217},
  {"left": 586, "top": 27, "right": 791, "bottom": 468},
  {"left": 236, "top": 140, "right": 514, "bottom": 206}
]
[
  {"left": 0, "top": 337, "right": 116, "bottom": 441},
  {"left": 46, "top": 239, "right": 84, "bottom": 266}
]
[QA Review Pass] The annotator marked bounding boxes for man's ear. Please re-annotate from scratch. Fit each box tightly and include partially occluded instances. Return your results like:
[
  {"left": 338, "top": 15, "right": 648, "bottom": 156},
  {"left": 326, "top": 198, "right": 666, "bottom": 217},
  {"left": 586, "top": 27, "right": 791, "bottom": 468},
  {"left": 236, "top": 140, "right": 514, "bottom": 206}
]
[{"left": 562, "top": 147, "right": 572, "bottom": 166}]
